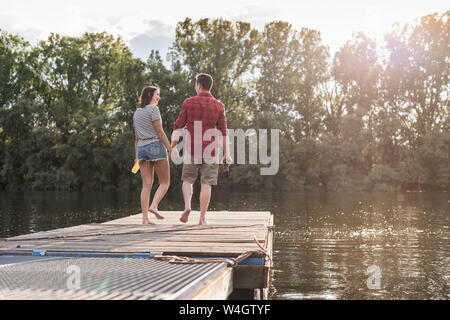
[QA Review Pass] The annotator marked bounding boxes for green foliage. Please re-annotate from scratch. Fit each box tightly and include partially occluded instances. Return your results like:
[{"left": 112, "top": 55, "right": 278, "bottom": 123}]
[
  {"left": 368, "top": 165, "right": 402, "bottom": 191},
  {"left": 413, "top": 131, "right": 450, "bottom": 190},
  {"left": 169, "top": 18, "right": 260, "bottom": 123},
  {"left": 0, "top": 12, "right": 448, "bottom": 192}
]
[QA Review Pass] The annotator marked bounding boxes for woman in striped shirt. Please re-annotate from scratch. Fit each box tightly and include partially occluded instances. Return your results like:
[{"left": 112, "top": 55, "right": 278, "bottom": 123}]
[{"left": 133, "top": 86, "right": 172, "bottom": 224}]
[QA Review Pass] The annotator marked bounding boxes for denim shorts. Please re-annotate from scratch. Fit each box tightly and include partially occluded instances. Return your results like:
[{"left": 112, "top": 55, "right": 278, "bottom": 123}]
[{"left": 137, "top": 140, "right": 167, "bottom": 162}]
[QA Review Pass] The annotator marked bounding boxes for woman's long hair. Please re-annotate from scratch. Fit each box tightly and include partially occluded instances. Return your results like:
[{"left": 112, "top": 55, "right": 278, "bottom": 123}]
[{"left": 138, "top": 85, "right": 159, "bottom": 108}]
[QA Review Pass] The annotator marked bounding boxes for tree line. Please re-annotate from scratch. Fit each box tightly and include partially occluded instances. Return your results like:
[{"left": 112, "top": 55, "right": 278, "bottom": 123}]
[{"left": 0, "top": 11, "right": 448, "bottom": 192}]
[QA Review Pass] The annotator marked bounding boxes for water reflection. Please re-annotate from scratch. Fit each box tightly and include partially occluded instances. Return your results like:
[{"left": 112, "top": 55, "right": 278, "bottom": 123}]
[
  {"left": 0, "top": 191, "right": 448, "bottom": 299},
  {"left": 269, "top": 192, "right": 449, "bottom": 300}
]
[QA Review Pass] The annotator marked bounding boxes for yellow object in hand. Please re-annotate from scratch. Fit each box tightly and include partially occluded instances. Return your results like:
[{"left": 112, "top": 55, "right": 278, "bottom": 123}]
[{"left": 131, "top": 160, "right": 140, "bottom": 174}]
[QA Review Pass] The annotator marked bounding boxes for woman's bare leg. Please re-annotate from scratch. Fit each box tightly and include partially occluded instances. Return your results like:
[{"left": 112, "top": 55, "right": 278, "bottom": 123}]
[
  {"left": 140, "top": 160, "right": 155, "bottom": 224},
  {"left": 149, "top": 159, "right": 170, "bottom": 219}
]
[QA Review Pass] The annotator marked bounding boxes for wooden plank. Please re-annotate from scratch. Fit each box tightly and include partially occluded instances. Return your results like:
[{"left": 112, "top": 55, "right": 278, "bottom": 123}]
[
  {"left": 8, "top": 226, "right": 269, "bottom": 241},
  {"left": 106, "top": 213, "right": 271, "bottom": 220},
  {"left": 3, "top": 239, "right": 267, "bottom": 251},
  {"left": 262, "top": 214, "right": 274, "bottom": 299},
  {"left": 3, "top": 238, "right": 267, "bottom": 247},
  {"left": 3, "top": 242, "right": 266, "bottom": 251},
  {"left": 8, "top": 233, "right": 269, "bottom": 243},
  {"left": 266, "top": 214, "right": 274, "bottom": 268},
  {"left": 1, "top": 211, "right": 273, "bottom": 259},
  {"left": 26, "top": 243, "right": 264, "bottom": 251},
  {"left": 105, "top": 211, "right": 272, "bottom": 226},
  {"left": 2, "top": 243, "right": 267, "bottom": 255},
  {"left": 5, "top": 233, "right": 268, "bottom": 244}
]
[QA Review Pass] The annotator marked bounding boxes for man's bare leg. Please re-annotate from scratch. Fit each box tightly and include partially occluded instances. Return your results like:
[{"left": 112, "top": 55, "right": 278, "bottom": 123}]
[
  {"left": 199, "top": 183, "right": 211, "bottom": 225},
  {"left": 180, "top": 181, "right": 193, "bottom": 223}
]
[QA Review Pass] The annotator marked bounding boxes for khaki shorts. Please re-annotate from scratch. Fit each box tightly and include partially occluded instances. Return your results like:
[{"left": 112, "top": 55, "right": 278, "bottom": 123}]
[{"left": 182, "top": 163, "right": 219, "bottom": 186}]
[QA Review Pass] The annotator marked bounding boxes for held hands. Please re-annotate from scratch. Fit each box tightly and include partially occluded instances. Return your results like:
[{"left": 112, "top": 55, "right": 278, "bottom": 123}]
[{"left": 170, "top": 147, "right": 180, "bottom": 162}]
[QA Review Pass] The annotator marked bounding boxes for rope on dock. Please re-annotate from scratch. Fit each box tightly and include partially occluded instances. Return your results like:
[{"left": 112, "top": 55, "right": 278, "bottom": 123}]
[
  {"left": 153, "top": 235, "right": 273, "bottom": 268},
  {"left": 153, "top": 250, "right": 256, "bottom": 267},
  {"left": 253, "top": 235, "right": 270, "bottom": 259}
]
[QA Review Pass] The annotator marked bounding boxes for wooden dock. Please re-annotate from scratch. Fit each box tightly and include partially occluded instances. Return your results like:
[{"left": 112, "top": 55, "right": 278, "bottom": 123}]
[{"left": 0, "top": 211, "right": 274, "bottom": 300}]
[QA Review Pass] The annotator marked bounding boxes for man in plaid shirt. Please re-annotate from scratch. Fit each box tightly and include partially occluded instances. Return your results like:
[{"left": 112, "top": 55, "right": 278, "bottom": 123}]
[{"left": 171, "top": 73, "right": 232, "bottom": 225}]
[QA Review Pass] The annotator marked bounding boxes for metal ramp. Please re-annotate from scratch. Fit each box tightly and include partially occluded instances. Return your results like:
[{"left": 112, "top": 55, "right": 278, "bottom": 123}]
[{"left": 0, "top": 255, "right": 231, "bottom": 300}]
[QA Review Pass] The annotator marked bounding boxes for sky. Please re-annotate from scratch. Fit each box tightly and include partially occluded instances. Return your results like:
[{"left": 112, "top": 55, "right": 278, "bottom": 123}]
[{"left": 0, "top": 0, "right": 448, "bottom": 61}]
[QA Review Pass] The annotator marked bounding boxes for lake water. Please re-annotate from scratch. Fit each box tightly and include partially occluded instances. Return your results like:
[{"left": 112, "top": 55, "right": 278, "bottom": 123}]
[{"left": 0, "top": 190, "right": 448, "bottom": 299}]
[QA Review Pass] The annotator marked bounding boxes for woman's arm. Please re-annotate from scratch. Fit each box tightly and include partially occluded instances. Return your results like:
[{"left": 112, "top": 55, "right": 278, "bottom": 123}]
[
  {"left": 134, "top": 128, "right": 139, "bottom": 160},
  {"left": 153, "top": 119, "right": 172, "bottom": 153}
]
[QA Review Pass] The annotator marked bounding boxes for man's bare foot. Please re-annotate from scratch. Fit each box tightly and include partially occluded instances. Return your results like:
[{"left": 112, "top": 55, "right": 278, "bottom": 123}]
[
  {"left": 198, "top": 217, "right": 207, "bottom": 225},
  {"left": 179, "top": 208, "right": 191, "bottom": 223},
  {"left": 149, "top": 207, "right": 164, "bottom": 219}
]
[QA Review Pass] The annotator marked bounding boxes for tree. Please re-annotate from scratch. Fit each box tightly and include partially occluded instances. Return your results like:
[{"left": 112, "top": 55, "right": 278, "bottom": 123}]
[
  {"left": 331, "top": 33, "right": 381, "bottom": 174},
  {"left": 169, "top": 18, "right": 260, "bottom": 123},
  {"left": 384, "top": 11, "right": 449, "bottom": 148}
]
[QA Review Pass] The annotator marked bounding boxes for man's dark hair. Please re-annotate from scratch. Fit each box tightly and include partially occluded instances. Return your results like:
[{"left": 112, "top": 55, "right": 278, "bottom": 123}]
[{"left": 196, "top": 73, "right": 213, "bottom": 91}]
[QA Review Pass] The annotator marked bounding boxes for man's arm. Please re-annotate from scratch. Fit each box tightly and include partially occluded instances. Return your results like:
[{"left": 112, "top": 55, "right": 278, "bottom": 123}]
[
  {"left": 171, "top": 101, "right": 188, "bottom": 147},
  {"left": 222, "top": 133, "right": 232, "bottom": 163},
  {"left": 134, "top": 128, "right": 139, "bottom": 160},
  {"left": 217, "top": 105, "right": 232, "bottom": 163},
  {"left": 171, "top": 129, "right": 184, "bottom": 148}
]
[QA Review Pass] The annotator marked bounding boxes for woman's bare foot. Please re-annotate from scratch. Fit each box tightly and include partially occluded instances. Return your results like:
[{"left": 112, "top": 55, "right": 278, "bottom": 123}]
[
  {"left": 149, "top": 207, "right": 164, "bottom": 219},
  {"left": 142, "top": 214, "right": 154, "bottom": 225},
  {"left": 198, "top": 216, "right": 207, "bottom": 225},
  {"left": 179, "top": 208, "right": 191, "bottom": 223}
]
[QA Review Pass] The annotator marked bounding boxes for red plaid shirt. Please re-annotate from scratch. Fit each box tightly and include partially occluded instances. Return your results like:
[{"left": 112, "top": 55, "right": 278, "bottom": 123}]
[{"left": 173, "top": 92, "right": 227, "bottom": 158}]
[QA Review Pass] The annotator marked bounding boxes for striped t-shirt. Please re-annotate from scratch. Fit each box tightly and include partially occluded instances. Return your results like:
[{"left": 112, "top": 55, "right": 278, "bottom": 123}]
[{"left": 133, "top": 104, "right": 162, "bottom": 147}]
